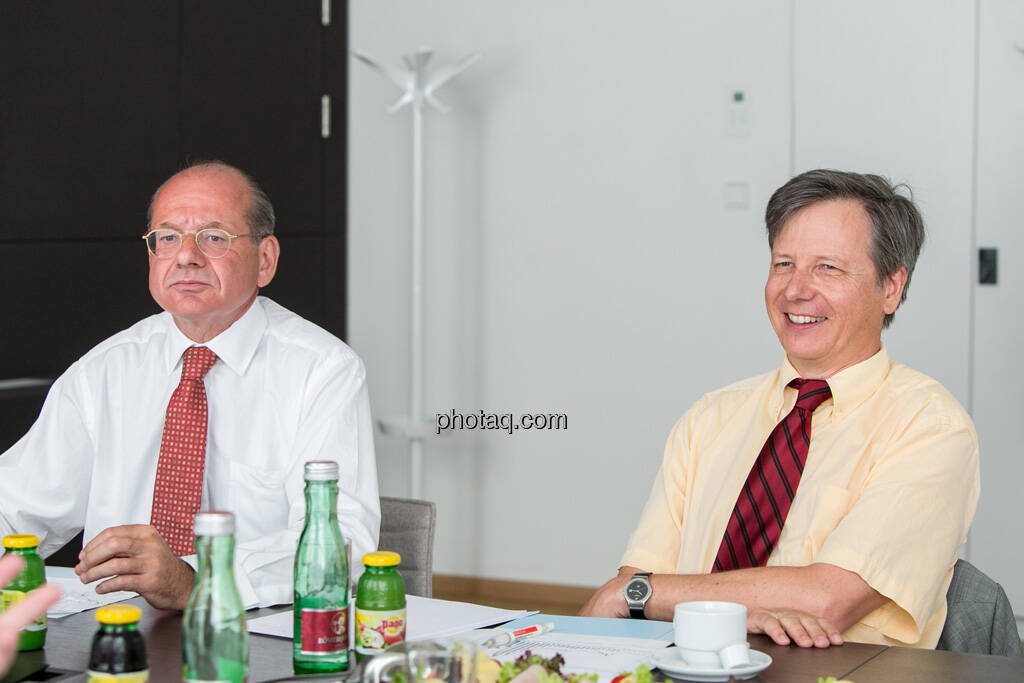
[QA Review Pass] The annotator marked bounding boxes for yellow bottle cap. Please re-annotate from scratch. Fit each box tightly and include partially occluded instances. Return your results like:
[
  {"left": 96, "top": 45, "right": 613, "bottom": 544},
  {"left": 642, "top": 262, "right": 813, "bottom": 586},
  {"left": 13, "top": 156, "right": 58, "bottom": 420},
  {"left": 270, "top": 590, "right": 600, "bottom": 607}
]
[
  {"left": 2, "top": 534, "right": 40, "bottom": 549},
  {"left": 363, "top": 550, "right": 401, "bottom": 567},
  {"left": 96, "top": 605, "right": 142, "bottom": 624}
]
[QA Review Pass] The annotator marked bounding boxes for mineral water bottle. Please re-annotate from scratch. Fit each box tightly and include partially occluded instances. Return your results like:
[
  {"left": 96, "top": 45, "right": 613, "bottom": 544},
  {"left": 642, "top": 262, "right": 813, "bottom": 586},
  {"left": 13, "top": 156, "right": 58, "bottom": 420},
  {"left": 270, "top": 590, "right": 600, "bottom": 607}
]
[
  {"left": 293, "top": 460, "right": 350, "bottom": 673},
  {"left": 1, "top": 534, "right": 47, "bottom": 651},
  {"left": 182, "top": 512, "right": 248, "bottom": 683}
]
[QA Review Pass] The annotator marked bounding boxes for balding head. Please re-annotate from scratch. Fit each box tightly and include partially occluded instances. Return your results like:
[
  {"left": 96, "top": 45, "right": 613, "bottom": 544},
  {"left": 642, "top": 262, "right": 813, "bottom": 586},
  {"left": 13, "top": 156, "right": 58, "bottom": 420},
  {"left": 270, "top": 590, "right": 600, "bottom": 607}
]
[{"left": 148, "top": 161, "right": 275, "bottom": 242}]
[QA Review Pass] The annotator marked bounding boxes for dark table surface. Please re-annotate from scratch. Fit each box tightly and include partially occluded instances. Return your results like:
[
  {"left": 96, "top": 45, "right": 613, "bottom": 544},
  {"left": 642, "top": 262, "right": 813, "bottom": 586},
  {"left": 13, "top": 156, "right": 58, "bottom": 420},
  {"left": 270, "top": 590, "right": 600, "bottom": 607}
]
[{"left": 10, "top": 599, "right": 1024, "bottom": 682}]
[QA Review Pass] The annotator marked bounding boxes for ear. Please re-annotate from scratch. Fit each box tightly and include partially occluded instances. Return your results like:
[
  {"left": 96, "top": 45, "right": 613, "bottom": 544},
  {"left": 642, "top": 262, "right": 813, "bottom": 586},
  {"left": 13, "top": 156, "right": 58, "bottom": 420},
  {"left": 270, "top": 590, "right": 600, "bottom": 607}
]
[
  {"left": 256, "top": 236, "right": 280, "bottom": 288},
  {"left": 882, "top": 266, "right": 908, "bottom": 315}
]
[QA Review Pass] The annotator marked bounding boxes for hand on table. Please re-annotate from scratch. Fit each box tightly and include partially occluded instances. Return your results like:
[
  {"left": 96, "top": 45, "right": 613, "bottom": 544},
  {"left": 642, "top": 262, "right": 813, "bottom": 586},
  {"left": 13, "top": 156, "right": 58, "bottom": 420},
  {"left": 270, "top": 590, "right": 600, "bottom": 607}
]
[
  {"left": 578, "top": 573, "right": 631, "bottom": 618},
  {"left": 75, "top": 524, "right": 194, "bottom": 611},
  {"left": 748, "top": 607, "right": 844, "bottom": 648},
  {"left": 0, "top": 555, "right": 61, "bottom": 675}
]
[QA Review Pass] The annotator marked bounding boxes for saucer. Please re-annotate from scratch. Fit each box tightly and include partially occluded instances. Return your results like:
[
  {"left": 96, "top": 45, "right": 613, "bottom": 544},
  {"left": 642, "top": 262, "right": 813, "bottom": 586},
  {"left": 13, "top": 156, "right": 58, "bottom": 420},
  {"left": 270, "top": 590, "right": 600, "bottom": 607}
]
[{"left": 650, "top": 646, "right": 772, "bottom": 682}]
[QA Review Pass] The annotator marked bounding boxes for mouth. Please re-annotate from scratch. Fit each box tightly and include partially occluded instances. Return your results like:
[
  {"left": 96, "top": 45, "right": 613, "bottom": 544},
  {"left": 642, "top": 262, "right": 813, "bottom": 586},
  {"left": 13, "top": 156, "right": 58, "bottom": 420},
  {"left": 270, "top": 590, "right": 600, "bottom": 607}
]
[
  {"left": 170, "top": 279, "right": 210, "bottom": 290},
  {"left": 786, "top": 313, "right": 827, "bottom": 325}
]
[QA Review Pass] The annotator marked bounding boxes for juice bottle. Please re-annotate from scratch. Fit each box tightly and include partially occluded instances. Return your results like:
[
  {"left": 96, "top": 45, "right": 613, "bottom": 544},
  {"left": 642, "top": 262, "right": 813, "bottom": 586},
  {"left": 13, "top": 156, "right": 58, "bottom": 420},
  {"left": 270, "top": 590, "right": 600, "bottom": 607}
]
[
  {"left": 354, "top": 551, "right": 406, "bottom": 656},
  {"left": 86, "top": 604, "right": 149, "bottom": 682},
  {"left": 1, "top": 534, "right": 47, "bottom": 651}
]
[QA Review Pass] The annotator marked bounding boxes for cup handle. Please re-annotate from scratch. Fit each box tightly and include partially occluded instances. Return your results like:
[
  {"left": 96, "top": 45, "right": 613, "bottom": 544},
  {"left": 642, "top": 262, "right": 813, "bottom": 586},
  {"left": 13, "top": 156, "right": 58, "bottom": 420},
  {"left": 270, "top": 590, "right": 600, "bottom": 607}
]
[{"left": 718, "top": 641, "right": 751, "bottom": 669}]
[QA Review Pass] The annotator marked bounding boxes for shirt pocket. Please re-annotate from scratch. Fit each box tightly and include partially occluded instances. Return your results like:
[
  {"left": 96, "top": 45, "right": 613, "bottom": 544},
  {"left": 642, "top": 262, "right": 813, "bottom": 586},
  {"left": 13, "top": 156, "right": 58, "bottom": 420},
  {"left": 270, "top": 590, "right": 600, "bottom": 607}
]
[
  {"left": 773, "top": 484, "right": 853, "bottom": 564},
  {"left": 223, "top": 459, "right": 289, "bottom": 532}
]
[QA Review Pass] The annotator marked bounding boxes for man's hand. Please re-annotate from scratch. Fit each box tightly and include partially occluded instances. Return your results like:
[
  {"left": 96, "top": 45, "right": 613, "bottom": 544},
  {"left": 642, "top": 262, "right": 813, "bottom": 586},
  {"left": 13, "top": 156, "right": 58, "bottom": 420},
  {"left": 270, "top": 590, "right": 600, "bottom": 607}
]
[
  {"left": 74, "top": 524, "right": 194, "bottom": 611},
  {"left": 578, "top": 570, "right": 633, "bottom": 617},
  {"left": 748, "top": 607, "right": 844, "bottom": 648},
  {"left": 0, "top": 555, "right": 61, "bottom": 675}
]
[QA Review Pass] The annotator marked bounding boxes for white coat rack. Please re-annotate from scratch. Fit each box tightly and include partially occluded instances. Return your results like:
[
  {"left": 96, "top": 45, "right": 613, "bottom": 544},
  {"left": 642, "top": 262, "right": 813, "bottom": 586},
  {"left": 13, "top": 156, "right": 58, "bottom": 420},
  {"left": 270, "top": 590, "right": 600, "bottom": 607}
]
[{"left": 353, "top": 47, "right": 480, "bottom": 499}]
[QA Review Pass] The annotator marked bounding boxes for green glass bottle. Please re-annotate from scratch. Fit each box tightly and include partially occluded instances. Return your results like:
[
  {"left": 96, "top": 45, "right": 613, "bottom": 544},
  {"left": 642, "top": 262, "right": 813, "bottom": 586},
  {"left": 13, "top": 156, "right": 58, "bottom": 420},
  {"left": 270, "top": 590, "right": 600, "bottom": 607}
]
[
  {"left": 86, "top": 604, "right": 149, "bottom": 683},
  {"left": 355, "top": 551, "right": 406, "bottom": 656},
  {"left": 1, "top": 534, "right": 47, "bottom": 651},
  {"left": 293, "top": 460, "right": 350, "bottom": 674},
  {"left": 182, "top": 512, "right": 248, "bottom": 683}
]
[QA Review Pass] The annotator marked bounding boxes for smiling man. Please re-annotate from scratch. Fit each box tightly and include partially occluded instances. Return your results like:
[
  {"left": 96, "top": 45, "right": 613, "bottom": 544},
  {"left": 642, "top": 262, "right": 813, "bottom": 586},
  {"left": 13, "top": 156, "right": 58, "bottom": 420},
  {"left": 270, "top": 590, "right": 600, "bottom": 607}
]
[
  {"left": 0, "top": 162, "right": 379, "bottom": 610},
  {"left": 581, "top": 169, "right": 979, "bottom": 650}
]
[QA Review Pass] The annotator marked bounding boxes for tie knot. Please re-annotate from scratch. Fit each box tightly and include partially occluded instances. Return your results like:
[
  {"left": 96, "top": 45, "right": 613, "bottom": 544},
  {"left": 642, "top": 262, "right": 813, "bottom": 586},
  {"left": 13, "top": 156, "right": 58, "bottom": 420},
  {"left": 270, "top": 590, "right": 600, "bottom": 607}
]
[
  {"left": 789, "top": 378, "right": 831, "bottom": 413},
  {"left": 181, "top": 346, "right": 218, "bottom": 381}
]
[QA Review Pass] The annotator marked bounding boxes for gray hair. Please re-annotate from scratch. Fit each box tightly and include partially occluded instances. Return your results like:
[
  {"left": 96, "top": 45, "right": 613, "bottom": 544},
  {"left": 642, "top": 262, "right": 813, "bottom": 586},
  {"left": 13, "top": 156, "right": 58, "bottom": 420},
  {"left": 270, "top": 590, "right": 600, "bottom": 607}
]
[
  {"left": 765, "top": 169, "right": 925, "bottom": 329},
  {"left": 147, "top": 161, "right": 276, "bottom": 242}
]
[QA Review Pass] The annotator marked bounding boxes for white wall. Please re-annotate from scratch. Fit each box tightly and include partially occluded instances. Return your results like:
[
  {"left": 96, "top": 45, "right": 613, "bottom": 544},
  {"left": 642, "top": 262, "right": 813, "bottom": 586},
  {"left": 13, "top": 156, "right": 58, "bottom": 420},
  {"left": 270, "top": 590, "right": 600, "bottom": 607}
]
[
  {"left": 350, "top": 0, "right": 791, "bottom": 586},
  {"left": 349, "top": 0, "right": 1014, "bottom": 602},
  {"left": 972, "top": 0, "right": 1024, "bottom": 620}
]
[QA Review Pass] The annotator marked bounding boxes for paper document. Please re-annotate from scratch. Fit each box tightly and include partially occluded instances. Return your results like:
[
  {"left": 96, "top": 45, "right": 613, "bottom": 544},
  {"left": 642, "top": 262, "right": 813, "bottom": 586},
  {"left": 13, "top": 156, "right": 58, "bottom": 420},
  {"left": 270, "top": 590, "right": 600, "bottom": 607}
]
[
  {"left": 44, "top": 566, "right": 139, "bottom": 619},
  {"left": 484, "top": 632, "right": 670, "bottom": 683},
  {"left": 247, "top": 595, "right": 534, "bottom": 641},
  {"left": 499, "top": 613, "right": 674, "bottom": 641}
]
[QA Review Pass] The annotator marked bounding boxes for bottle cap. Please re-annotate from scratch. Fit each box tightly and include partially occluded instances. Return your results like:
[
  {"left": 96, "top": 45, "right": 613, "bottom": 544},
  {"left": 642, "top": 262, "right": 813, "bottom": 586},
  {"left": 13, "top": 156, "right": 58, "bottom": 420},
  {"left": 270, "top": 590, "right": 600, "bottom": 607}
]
[
  {"left": 193, "top": 511, "right": 235, "bottom": 537},
  {"left": 2, "top": 534, "right": 40, "bottom": 549},
  {"left": 304, "top": 460, "right": 339, "bottom": 481},
  {"left": 96, "top": 605, "right": 142, "bottom": 624},
  {"left": 363, "top": 550, "right": 401, "bottom": 567}
]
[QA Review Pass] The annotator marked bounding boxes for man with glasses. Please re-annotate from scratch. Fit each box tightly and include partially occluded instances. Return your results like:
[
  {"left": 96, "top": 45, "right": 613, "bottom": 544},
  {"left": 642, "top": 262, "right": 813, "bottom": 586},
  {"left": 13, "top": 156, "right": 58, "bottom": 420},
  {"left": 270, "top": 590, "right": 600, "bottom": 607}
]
[
  {"left": 581, "top": 170, "right": 979, "bottom": 650},
  {"left": 0, "top": 162, "right": 379, "bottom": 610}
]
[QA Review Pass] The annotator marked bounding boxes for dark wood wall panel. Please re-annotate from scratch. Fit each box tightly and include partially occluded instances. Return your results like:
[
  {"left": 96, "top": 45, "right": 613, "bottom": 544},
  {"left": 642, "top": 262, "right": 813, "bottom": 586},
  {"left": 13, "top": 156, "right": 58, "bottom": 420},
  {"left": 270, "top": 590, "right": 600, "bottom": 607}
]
[
  {"left": 0, "top": 241, "right": 157, "bottom": 378},
  {"left": 181, "top": 1, "right": 325, "bottom": 237},
  {"left": 0, "top": 1, "right": 179, "bottom": 240}
]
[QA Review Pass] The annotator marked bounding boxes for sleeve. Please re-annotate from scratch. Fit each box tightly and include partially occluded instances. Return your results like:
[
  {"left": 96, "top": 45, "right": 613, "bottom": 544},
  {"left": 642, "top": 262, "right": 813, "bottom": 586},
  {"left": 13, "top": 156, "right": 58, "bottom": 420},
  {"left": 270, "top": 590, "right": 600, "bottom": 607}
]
[
  {"left": 0, "top": 368, "right": 95, "bottom": 558},
  {"left": 229, "top": 353, "right": 380, "bottom": 609},
  {"left": 814, "top": 396, "right": 980, "bottom": 645},
  {"left": 619, "top": 409, "right": 696, "bottom": 574}
]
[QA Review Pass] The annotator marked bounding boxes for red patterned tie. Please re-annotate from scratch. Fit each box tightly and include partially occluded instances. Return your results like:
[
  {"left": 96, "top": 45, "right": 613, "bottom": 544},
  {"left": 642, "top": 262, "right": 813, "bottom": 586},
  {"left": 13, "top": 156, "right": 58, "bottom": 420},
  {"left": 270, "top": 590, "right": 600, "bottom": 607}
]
[
  {"left": 712, "top": 378, "right": 831, "bottom": 572},
  {"left": 150, "top": 345, "right": 219, "bottom": 555}
]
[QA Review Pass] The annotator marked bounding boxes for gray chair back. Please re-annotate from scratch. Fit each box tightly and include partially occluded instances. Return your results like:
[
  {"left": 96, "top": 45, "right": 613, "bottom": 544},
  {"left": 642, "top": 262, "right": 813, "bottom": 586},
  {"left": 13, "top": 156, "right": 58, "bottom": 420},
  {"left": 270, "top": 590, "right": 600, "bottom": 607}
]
[
  {"left": 378, "top": 496, "right": 436, "bottom": 597},
  {"left": 937, "top": 559, "right": 1023, "bottom": 656}
]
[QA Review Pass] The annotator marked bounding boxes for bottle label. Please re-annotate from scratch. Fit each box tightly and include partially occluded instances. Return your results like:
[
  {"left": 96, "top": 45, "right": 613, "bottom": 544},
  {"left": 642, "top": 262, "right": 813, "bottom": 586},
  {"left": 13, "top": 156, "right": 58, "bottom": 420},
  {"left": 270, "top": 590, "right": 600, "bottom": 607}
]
[
  {"left": 0, "top": 590, "right": 46, "bottom": 631},
  {"left": 300, "top": 606, "right": 349, "bottom": 654},
  {"left": 355, "top": 607, "right": 406, "bottom": 653},
  {"left": 87, "top": 669, "right": 150, "bottom": 683}
]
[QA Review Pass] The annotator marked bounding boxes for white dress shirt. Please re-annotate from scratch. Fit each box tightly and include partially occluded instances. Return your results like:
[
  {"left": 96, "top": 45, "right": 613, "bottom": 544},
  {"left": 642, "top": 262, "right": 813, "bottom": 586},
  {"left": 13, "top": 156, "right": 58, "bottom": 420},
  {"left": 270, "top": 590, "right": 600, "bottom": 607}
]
[{"left": 0, "top": 296, "right": 380, "bottom": 608}]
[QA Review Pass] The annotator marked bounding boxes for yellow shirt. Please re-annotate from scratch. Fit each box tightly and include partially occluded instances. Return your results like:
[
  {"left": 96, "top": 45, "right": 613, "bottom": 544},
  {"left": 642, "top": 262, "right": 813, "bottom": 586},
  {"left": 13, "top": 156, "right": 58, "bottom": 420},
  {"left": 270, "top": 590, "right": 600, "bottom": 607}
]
[{"left": 621, "top": 346, "right": 979, "bottom": 647}]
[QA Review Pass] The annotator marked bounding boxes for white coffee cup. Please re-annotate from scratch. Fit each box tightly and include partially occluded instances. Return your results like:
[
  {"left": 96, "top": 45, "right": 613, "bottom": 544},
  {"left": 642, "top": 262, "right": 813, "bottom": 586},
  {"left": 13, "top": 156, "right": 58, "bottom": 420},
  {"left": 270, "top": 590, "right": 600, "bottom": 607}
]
[{"left": 673, "top": 601, "right": 751, "bottom": 669}]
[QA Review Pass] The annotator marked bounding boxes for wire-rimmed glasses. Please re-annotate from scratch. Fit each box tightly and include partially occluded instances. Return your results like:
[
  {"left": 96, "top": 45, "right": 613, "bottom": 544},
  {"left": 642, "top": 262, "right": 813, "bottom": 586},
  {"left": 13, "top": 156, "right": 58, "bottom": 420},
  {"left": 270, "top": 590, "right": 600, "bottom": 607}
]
[{"left": 141, "top": 227, "right": 253, "bottom": 259}]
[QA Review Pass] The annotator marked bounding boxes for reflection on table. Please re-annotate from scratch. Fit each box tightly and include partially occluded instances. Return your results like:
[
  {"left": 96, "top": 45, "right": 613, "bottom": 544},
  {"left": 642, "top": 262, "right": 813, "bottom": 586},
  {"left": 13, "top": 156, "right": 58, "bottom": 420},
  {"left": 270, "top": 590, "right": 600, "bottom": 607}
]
[{"left": 10, "top": 598, "right": 1024, "bottom": 683}]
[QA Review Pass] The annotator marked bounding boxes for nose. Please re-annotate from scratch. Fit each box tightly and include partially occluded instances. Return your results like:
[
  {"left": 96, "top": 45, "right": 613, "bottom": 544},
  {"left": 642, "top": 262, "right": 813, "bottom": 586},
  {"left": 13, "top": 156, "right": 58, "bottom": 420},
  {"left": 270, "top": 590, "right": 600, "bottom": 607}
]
[
  {"left": 175, "top": 233, "right": 206, "bottom": 266},
  {"left": 783, "top": 267, "right": 814, "bottom": 300}
]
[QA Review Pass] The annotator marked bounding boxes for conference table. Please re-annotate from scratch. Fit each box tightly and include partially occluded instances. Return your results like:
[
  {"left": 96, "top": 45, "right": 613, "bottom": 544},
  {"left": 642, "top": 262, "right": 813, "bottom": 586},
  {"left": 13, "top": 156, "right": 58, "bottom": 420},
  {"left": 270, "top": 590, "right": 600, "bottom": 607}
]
[{"left": 9, "top": 598, "right": 1024, "bottom": 683}]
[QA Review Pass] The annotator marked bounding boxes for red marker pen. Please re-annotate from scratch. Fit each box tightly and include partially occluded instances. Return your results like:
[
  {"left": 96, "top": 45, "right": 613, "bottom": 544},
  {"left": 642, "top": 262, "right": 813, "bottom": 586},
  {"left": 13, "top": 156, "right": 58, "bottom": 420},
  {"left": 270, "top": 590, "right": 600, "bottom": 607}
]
[{"left": 482, "top": 621, "right": 556, "bottom": 648}]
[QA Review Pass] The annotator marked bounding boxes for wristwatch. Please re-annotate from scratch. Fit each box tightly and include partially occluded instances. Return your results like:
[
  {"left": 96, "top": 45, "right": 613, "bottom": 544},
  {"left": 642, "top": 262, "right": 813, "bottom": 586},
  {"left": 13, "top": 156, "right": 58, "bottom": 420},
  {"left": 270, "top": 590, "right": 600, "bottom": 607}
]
[{"left": 623, "top": 571, "right": 652, "bottom": 619}]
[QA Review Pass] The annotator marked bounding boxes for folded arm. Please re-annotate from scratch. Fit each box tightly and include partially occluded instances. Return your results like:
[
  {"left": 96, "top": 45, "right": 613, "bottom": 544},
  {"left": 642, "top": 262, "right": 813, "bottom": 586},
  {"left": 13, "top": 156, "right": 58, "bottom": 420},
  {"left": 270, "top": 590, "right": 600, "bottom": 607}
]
[{"left": 580, "top": 562, "right": 887, "bottom": 647}]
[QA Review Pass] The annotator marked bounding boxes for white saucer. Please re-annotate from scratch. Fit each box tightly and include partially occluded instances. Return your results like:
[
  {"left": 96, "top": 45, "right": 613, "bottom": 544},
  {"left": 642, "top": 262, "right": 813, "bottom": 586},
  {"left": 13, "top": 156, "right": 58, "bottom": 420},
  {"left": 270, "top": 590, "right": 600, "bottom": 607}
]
[{"left": 650, "top": 646, "right": 772, "bottom": 682}]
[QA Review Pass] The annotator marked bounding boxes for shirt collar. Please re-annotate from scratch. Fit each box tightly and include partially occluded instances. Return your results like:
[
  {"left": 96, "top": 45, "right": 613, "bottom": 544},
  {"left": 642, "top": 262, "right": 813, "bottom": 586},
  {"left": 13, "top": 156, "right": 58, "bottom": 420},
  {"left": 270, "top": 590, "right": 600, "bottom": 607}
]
[
  {"left": 775, "top": 345, "right": 891, "bottom": 418},
  {"left": 162, "top": 297, "right": 268, "bottom": 377}
]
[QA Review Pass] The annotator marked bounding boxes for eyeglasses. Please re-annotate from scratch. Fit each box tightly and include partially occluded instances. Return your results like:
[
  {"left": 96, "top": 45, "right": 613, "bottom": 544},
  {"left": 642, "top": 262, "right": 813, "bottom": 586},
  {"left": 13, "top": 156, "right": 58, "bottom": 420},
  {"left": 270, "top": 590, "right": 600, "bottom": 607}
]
[{"left": 141, "top": 228, "right": 253, "bottom": 259}]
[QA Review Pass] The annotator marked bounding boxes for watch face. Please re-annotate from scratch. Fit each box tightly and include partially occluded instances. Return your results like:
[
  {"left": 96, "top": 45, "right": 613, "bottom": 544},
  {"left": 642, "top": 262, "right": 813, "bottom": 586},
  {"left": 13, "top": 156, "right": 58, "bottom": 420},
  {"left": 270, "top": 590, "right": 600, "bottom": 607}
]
[{"left": 625, "top": 580, "right": 649, "bottom": 601}]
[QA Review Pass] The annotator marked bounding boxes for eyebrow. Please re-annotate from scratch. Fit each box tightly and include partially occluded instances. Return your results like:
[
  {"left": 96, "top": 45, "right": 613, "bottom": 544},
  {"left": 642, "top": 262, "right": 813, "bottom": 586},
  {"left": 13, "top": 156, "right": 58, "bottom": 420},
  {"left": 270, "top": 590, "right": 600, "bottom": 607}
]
[
  {"left": 771, "top": 251, "right": 850, "bottom": 265},
  {"left": 155, "top": 221, "right": 225, "bottom": 231}
]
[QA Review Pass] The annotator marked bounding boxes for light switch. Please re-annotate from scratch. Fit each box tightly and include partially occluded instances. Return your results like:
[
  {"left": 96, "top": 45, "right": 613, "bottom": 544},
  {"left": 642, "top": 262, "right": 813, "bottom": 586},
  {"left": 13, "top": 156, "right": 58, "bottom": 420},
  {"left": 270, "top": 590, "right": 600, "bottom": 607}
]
[{"left": 727, "top": 89, "right": 750, "bottom": 138}]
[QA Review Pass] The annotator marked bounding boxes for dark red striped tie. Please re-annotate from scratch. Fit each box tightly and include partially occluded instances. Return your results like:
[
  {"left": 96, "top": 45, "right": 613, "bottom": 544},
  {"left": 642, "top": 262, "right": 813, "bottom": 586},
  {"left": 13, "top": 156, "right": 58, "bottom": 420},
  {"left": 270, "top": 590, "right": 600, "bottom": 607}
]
[{"left": 712, "top": 378, "right": 831, "bottom": 572}]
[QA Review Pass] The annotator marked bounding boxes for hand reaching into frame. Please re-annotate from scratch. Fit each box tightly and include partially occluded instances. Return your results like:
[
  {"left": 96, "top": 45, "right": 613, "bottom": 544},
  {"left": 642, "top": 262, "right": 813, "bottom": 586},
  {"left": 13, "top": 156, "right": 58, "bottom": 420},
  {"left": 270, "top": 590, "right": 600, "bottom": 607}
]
[{"left": 0, "top": 555, "right": 61, "bottom": 675}]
